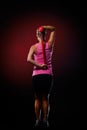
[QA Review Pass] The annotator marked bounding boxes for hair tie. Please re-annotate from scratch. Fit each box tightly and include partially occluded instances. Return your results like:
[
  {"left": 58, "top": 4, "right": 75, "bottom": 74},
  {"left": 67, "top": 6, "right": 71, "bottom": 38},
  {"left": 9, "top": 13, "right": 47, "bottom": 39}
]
[{"left": 38, "top": 26, "right": 44, "bottom": 32}]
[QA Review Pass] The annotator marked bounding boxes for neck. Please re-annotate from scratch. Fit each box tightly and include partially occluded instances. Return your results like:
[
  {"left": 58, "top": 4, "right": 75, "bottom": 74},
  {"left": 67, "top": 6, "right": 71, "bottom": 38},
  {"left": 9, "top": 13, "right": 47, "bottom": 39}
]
[{"left": 39, "top": 39, "right": 45, "bottom": 44}]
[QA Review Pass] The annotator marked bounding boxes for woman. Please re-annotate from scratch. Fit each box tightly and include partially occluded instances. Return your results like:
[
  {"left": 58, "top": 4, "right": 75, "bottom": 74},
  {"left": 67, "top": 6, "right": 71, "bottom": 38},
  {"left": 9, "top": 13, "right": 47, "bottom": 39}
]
[{"left": 27, "top": 25, "right": 55, "bottom": 128}]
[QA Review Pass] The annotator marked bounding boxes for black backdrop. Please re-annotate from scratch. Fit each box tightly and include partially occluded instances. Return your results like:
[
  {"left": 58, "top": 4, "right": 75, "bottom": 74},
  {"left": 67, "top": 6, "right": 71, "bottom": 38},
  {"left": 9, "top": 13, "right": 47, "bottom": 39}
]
[{"left": 0, "top": 0, "right": 86, "bottom": 129}]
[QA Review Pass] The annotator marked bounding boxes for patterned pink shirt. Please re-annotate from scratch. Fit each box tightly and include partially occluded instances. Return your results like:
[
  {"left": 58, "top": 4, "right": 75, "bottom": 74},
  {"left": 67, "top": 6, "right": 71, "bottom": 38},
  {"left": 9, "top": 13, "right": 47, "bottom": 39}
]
[{"left": 32, "top": 42, "right": 53, "bottom": 76}]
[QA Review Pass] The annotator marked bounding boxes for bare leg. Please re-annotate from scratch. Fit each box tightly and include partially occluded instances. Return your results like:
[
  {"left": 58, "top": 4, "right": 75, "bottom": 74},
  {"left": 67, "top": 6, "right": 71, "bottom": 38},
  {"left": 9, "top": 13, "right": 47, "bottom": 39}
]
[
  {"left": 42, "top": 96, "right": 50, "bottom": 127},
  {"left": 42, "top": 99, "right": 48, "bottom": 120},
  {"left": 34, "top": 98, "right": 41, "bottom": 120},
  {"left": 42, "top": 95, "right": 50, "bottom": 120},
  {"left": 34, "top": 98, "right": 42, "bottom": 127}
]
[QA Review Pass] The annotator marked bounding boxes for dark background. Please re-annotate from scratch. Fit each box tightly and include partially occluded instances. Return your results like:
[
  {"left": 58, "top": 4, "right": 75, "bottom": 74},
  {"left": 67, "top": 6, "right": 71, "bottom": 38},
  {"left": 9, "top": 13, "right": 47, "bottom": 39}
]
[{"left": 0, "top": 0, "right": 85, "bottom": 129}]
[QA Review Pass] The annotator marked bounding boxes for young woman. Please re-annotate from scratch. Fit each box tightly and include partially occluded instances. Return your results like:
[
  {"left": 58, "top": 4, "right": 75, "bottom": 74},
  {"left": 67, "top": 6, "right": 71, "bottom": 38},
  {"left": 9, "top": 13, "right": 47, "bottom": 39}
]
[{"left": 27, "top": 25, "right": 55, "bottom": 128}]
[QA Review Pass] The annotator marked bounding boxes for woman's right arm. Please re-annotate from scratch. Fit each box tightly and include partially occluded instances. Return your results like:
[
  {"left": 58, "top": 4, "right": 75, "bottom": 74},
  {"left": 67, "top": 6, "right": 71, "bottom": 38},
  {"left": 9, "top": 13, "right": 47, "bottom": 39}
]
[{"left": 43, "top": 25, "right": 56, "bottom": 48}]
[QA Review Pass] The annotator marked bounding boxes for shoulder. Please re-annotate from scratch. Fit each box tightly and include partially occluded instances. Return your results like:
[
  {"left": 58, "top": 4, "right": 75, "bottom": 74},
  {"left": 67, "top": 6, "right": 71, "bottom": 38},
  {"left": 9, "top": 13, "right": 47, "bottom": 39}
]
[
  {"left": 30, "top": 43, "right": 38, "bottom": 52},
  {"left": 30, "top": 43, "right": 37, "bottom": 49}
]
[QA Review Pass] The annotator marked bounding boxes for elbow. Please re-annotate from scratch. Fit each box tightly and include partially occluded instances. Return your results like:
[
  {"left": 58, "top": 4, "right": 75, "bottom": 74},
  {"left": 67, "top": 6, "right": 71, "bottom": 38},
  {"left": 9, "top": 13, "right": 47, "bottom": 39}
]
[
  {"left": 52, "top": 27, "right": 55, "bottom": 32},
  {"left": 27, "top": 57, "right": 31, "bottom": 62},
  {"left": 27, "top": 57, "right": 33, "bottom": 64}
]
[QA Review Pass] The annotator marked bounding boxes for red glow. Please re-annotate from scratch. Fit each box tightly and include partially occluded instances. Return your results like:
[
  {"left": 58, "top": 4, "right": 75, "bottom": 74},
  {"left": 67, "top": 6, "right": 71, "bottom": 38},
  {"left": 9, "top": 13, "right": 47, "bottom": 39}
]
[{"left": 0, "top": 13, "right": 80, "bottom": 87}]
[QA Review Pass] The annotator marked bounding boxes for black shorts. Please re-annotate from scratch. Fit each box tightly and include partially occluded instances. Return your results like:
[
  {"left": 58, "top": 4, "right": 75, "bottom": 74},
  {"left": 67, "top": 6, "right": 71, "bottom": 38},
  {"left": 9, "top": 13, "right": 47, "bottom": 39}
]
[{"left": 32, "top": 74, "right": 53, "bottom": 98}]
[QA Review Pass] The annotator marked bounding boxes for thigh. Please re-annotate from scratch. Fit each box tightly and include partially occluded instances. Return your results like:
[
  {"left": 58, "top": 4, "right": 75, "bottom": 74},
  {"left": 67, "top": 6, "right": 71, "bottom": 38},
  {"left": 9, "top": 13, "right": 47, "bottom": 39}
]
[{"left": 32, "top": 74, "right": 53, "bottom": 98}]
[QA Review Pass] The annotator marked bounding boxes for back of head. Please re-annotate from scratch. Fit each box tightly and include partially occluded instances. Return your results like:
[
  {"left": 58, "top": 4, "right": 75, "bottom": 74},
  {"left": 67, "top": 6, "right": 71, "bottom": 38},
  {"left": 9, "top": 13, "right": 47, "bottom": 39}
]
[{"left": 36, "top": 26, "right": 46, "bottom": 40}]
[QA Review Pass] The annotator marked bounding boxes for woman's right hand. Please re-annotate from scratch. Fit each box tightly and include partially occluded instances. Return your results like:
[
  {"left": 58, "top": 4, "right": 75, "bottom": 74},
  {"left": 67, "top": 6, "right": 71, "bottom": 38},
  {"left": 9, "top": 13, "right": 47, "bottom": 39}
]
[{"left": 41, "top": 64, "right": 48, "bottom": 70}]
